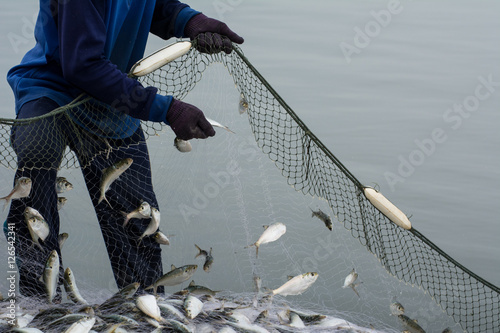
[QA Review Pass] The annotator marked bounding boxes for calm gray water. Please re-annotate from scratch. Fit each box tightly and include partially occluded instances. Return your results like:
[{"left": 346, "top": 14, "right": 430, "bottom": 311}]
[{"left": 1, "top": 1, "right": 499, "bottom": 332}]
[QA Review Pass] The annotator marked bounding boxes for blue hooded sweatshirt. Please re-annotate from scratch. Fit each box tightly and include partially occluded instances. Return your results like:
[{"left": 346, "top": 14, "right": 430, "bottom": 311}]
[{"left": 7, "top": 0, "right": 199, "bottom": 138}]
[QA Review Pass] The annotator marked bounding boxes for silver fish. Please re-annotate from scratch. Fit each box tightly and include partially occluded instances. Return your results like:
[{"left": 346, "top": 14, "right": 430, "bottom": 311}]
[
  {"left": 310, "top": 207, "right": 332, "bottom": 231},
  {"left": 1, "top": 177, "right": 31, "bottom": 211},
  {"left": 390, "top": 301, "right": 405, "bottom": 316},
  {"left": 398, "top": 314, "right": 426, "bottom": 333},
  {"left": 24, "top": 207, "right": 49, "bottom": 250},
  {"left": 41, "top": 250, "right": 59, "bottom": 303},
  {"left": 183, "top": 280, "right": 218, "bottom": 296},
  {"left": 58, "top": 232, "right": 69, "bottom": 250},
  {"left": 122, "top": 201, "right": 151, "bottom": 227},
  {"left": 57, "top": 197, "right": 68, "bottom": 210},
  {"left": 184, "top": 295, "right": 203, "bottom": 319},
  {"left": 145, "top": 264, "right": 198, "bottom": 294},
  {"left": 342, "top": 268, "right": 361, "bottom": 298},
  {"left": 246, "top": 222, "right": 286, "bottom": 257},
  {"left": 138, "top": 207, "right": 160, "bottom": 244},
  {"left": 194, "top": 244, "right": 213, "bottom": 272},
  {"left": 272, "top": 272, "right": 318, "bottom": 296},
  {"left": 98, "top": 158, "right": 133, "bottom": 206},
  {"left": 63, "top": 316, "right": 96, "bottom": 333},
  {"left": 153, "top": 231, "right": 170, "bottom": 245},
  {"left": 55, "top": 177, "right": 73, "bottom": 194},
  {"left": 164, "top": 319, "right": 193, "bottom": 333},
  {"left": 136, "top": 294, "right": 163, "bottom": 322},
  {"left": 174, "top": 137, "right": 192, "bottom": 153},
  {"left": 238, "top": 93, "right": 249, "bottom": 114},
  {"left": 206, "top": 117, "right": 235, "bottom": 134},
  {"left": 63, "top": 267, "right": 88, "bottom": 305}
]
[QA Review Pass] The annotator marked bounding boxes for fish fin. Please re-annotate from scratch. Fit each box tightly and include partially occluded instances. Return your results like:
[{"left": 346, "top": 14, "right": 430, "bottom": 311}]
[
  {"left": 351, "top": 285, "right": 360, "bottom": 298},
  {"left": 189, "top": 280, "right": 195, "bottom": 287},
  {"left": 171, "top": 264, "right": 176, "bottom": 270},
  {"left": 262, "top": 225, "right": 269, "bottom": 230},
  {"left": 194, "top": 244, "right": 203, "bottom": 258},
  {"left": 2, "top": 198, "right": 10, "bottom": 212},
  {"left": 122, "top": 217, "right": 130, "bottom": 227},
  {"left": 255, "top": 245, "right": 259, "bottom": 258},
  {"left": 144, "top": 284, "right": 153, "bottom": 291},
  {"left": 287, "top": 276, "right": 294, "bottom": 281}
]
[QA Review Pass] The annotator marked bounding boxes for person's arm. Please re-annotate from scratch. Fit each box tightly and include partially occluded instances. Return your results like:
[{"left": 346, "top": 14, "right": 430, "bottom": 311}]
[
  {"left": 58, "top": 0, "right": 159, "bottom": 122},
  {"left": 150, "top": 0, "right": 200, "bottom": 40}
]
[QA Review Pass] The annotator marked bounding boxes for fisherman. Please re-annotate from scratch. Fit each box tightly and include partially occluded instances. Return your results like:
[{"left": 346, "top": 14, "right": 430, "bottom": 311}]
[{"left": 5, "top": 1, "right": 243, "bottom": 300}]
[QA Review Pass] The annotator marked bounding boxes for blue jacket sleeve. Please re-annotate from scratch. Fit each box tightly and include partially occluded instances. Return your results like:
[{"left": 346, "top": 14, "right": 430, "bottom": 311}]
[
  {"left": 151, "top": 0, "right": 200, "bottom": 39},
  {"left": 57, "top": 0, "right": 163, "bottom": 122}
]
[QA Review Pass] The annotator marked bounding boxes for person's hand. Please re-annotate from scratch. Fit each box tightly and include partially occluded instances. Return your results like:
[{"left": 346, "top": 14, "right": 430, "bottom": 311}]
[
  {"left": 166, "top": 99, "right": 215, "bottom": 140},
  {"left": 184, "top": 13, "right": 244, "bottom": 54}
]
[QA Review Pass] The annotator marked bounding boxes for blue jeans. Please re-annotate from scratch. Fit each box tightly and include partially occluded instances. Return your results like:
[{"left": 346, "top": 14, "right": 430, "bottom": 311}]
[{"left": 7, "top": 97, "right": 164, "bottom": 298}]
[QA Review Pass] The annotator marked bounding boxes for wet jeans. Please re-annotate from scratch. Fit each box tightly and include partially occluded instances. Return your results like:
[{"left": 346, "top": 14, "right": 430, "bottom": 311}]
[{"left": 6, "top": 97, "right": 164, "bottom": 298}]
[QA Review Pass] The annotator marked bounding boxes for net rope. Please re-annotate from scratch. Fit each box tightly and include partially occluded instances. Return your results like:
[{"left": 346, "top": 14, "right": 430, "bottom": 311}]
[{"left": 0, "top": 40, "right": 498, "bottom": 333}]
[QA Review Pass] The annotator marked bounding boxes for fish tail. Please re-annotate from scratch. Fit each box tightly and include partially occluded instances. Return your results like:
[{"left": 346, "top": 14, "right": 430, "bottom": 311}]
[
  {"left": 255, "top": 245, "right": 259, "bottom": 258},
  {"left": 1, "top": 198, "right": 10, "bottom": 212},
  {"left": 194, "top": 244, "right": 203, "bottom": 258}
]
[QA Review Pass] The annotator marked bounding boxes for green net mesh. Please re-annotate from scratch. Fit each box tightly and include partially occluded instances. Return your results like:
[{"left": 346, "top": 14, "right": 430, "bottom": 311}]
[{"left": 0, "top": 40, "right": 499, "bottom": 333}]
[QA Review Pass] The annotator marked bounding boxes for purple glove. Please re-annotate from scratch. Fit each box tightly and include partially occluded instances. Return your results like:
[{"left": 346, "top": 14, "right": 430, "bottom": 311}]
[
  {"left": 166, "top": 99, "right": 215, "bottom": 140},
  {"left": 184, "top": 13, "right": 244, "bottom": 54}
]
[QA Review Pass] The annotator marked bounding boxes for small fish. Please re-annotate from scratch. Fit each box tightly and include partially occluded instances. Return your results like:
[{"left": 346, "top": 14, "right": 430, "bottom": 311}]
[
  {"left": 58, "top": 232, "right": 69, "bottom": 250},
  {"left": 342, "top": 268, "right": 361, "bottom": 298},
  {"left": 398, "top": 314, "right": 426, "bottom": 333},
  {"left": 164, "top": 319, "right": 192, "bottom": 333},
  {"left": 246, "top": 222, "right": 286, "bottom": 257},
  {"left": 63, "top": 267, "right": 88, "bottom": 305},
  {"left": 136, "top": 294, "right": 163, "bottom": 322},
  {"left": 253, "top": 274, "right": 262, "bottom": 293},
  {"left": 55, "top": 177, "right": 73, "bottom": 194},
  {"left": 98, "top": 158, "right": 133, "bottom": 206},
  {"left": 145, "top": 264, "right": 198, "bottom": 294},
  {"left": 289, "top": 312, "right": 306, "bottom": 328},
  {"left": 194, "top": 244, "right": 213, "bottom": 272},
  {"left": 206, "top": 117, "right": 235, "bottom": 134},
  {"left": 1, "top": 177, "right": 32, "bottom": 211},
  {"left": 57, "top": 197, "right": 68, "bottom": 210},
  {"left": 153, "top": 231, "right": 170, "bottom": 245},
  {"left": 390, "top": 301, "right": 405, "bottom": 316},
  {"left": 40, "top": 250, "right": 59, "bottom": 303},
  {"left": 184, "top": 294, "right": 203, "bottom": 319},
  {"left": 63, "top": 316, "right": 96, "bottom": 333},
  {"left": 183, "top": 280, "right": 218, "bottom": 296},
  {"left": 287, "top": 309, "right": 326, "bottom": 324},
  {"left": 24, "top": 207, "right": 50, "bottom": 250},
  {"left": 272, "top": 272, "right": 318, "bottom": 296},
  {"left": 174, "top": 137, "right": 192, "bottom": 153},
  {"left": 310, "top": 207, "right": 332, "bottom": 231},
  {"left": 238, "top": 93, "right": 249, "bottom": 114},
  {"left": 122, "top": 201, "right": 151, "bottom": 227},
  {"left": 138, "top": 207, "right": 160, "bottom": 244}
]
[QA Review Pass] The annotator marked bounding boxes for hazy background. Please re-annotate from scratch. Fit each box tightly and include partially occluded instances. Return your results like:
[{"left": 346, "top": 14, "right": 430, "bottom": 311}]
[{"left": 1, "top": 1, "right": 499, "bottom": 332}]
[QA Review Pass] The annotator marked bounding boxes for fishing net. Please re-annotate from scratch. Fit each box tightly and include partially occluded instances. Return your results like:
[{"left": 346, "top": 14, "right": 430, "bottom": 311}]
[{"left": 0, "top": 38, "right": 499, "bottom": 333}]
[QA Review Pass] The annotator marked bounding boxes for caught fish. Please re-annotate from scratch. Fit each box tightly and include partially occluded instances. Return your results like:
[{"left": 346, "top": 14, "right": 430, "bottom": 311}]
[
  {"left": 55, "top": 177, "right": 73, "bottom": 194},
  {"left": 122, "top": 200, "right": 151, "bottom": 227},
  {"left": 184, "top": 294, "right": 203, "bottom": 319},
  {"left": 58, "top": 232, "right": 69, "bottom": 250},
  {"left": 390, "top": 301, "right": 405, "bottom": 316},
  {"left": 40, "top": 250, "right": 59, "bottom": 303},
  {"left": 145, "top": 264, "right": 198, "bottom": 294},
  {"left": 271, "top": 272, "right": 318, "bottom": 296},
  {"left": 153, "top": 231, "right": 170, "bottom": 245},
  {"left": 310, "top": 207, "right": 332, "bottom": 231},
  {"left": 63, "top": 316, "right": 96, "bottom": 333},
  {"left": 138, "top": 207, "right": 160, "bottom": 244},
  {"left": 24, "top": 207, "right": 49, "bottom": 250},
  {"left": 253, "top": 274, "right": 262, "bottom": 294},
  {"left": 206, "top": 117, "right": 235, "bottom": 134},
  {"left": 98, "top": 158, "right": 133, "bottom": 206},
  {"left": 246, "top": 222, "right": 286, "bottom": 257},
  {"left": 194, "top": 244, "right": 213, "bottom": 272},
  {"left": 136, "top": 294, "right": 163, "bottom": 322},
  {"left": 183, "top": 280, "right": 218, "bottom": 296},
  {"left": 398, "top": 314, "right": 426, "bottom": 333},
  {"left": 238, "top": 93, "right": 249, "bottom": 114},
  {"left": 57, "top": 197, "right": 68, "bottom": 210},
  {"left": 1, "top": 177, "right": 32, "bottom": 211},
  {"left": 342, "top": 268, "right": 361, "bottom": 298},
  {"left": 174, "top": 137, "right": 192, "bottom": 153},
  {"left": 63, "top": 267, "right": 88, "bottom": 305}
]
